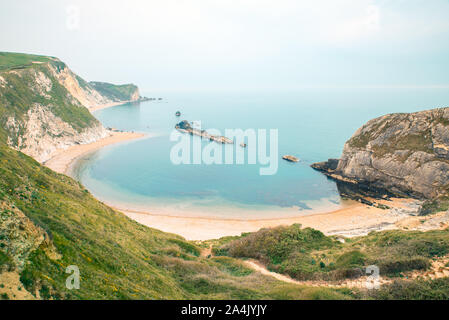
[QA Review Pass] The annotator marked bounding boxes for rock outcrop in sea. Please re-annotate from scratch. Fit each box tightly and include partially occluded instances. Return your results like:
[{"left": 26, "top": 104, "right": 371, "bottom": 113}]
[
  {"left": 312, "top": 107, "right": 449, "bottom": 200},
  {"left": 282, "top": 155, "right": 299, "bottom": 162},
  {"left": 175, "top": 120, "right": 234, "bottom": 144}
]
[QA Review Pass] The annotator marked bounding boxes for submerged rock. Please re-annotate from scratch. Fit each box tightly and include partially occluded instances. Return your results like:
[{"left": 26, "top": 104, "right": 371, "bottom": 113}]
[
  {"left": 175, "top": 120, "right": 191, "bottom": 130},
  {"left": 282, "top": 155, "right": 299, "bottom": 162}
]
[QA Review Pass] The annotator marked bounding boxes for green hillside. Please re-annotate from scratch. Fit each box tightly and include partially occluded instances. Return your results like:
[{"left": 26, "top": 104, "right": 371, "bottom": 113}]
[
  {"left": 212, "top": 224, "right": 449, "bottom": 299},
  {"left": 215, "top": 224, "right": 449, "bottom": 279},
  {"left": 89, "top": 82, "right": 138, "bottom": 102},
  {"left": 1, "top": 51, "right": 448, "bottom": 300},
  {"left": 0, "top": 52, "right": 54, "bottom": 71},
  {"left": 0, "top": 141, "right": 353, "bottom": 299}
]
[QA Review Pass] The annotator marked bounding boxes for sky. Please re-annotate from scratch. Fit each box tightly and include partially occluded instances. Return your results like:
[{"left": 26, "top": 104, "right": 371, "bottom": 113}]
[{"left": 1, "top": 0, "right": 449, "bottom": 91}]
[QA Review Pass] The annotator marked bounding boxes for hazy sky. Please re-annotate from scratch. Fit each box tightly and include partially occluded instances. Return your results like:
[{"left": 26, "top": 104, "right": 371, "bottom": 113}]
[{"left": 1, "top": 0, "right": 449, "bottom": 91}]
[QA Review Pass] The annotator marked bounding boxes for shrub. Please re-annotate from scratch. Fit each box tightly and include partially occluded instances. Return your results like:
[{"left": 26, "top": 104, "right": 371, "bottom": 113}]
[
  {"left": 376, "top": 257, "right": 430, "bottom": 276},
  {"left": 335, "top": 250, "right": 366, "bottom": 268}
]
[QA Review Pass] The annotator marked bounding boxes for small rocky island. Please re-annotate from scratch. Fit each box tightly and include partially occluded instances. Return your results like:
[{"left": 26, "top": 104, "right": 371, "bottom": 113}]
[
  {"left": 175, "top": 111, "right": 181, "bottom": 117},
  {"left": 282, "top": 155, "right": 299, "bottom": 162},
  {"left": 175, "top": 120, "right": 234, "bottom": 144}
]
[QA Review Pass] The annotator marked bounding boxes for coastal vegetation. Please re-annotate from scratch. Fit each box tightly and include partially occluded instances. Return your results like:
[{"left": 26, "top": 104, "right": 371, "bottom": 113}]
[
  {"left": 420, "top": 196, "right": 449, "bottom": 216},
  {"left": 1, "top": 51, "right": 449, "bottom": 300},
  {"left": 213, "top": 224, "right": 449, "bottom": 280},
  {"left": 0, "top": 58, "right": 97, "bottom": 134},
  {"left": 0, "top": 52, "right": 53, "bottom": 71},
  {"left": 0, "top": 51, "right": 352, "bottom": 299},
  {"left": 313, "top": 108, "right": 449, "bottom": 201},
  {"left": 0, "top": 142, "right": 352, "bottom": 299},
  {"left": 89, "top": 82, "right": 139, "bottom": 102},
  {"left": 366, "top": 278, "right": 449, "bottom": 300}
]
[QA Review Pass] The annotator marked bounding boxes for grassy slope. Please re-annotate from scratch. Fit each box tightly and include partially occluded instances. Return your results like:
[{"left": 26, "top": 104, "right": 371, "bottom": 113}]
[
  {"left": 89, "top": 82, "right": 138, "bottom": 101},
  {"left": 0, "top": 143, "right": 351, "bottom": 300},
  {"left": 0, "top": 52, "right": 350, "bottom": 300},
  {"left": 1, "top": 51, "right": 448, "bottom": 300},
  {"left": 214, "top": 224, "right": 449, "bottom": 281},
  {"left": 0, "top": 52, "right": 53, "bottom": 71}
]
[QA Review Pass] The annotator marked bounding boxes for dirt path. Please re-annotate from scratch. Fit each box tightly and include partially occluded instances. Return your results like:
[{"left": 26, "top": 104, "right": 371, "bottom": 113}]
[
  {"left": 0, "top": 271, "right": 36, "bottom": 300},
  {"left": 200, "top": 245, "right": 213, "bottom": 258},
  {"left": 200, "top": 243, "right": 449, "bottom": 289},
  {"left": 242, "top": 255, "right": 449, "bottom": 289},
  {"left": 244, "top": 260, "right": 302, "bottom": 285}
]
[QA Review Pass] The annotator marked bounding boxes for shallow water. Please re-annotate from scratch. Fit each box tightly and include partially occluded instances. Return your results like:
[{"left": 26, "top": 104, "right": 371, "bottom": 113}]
[{"left": 74, "top": 88, "right": 449, "bottom": 219}]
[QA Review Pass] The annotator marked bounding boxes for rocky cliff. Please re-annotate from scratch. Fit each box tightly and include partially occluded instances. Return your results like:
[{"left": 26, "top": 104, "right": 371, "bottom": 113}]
[
  {"left": 89, "top": 81, "right": 140, "bottom": 103},
  {"left": 312, "top": 108, "right": 449, "bottom": 200},
  {"left": 0, "top": 52, "right": 139, "bottom": 162}
]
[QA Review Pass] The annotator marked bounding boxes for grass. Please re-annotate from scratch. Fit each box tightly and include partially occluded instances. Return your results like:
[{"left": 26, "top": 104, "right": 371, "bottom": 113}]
[
  {"left": 371, "top": 133, "right": 433, "bottom": 158},
  {"left": 419, "top": 196, "right": 449, "bottom": 216},
  {"left": 1, "top": 138, "right": 448, "bottom": 299},
  {"left": 365, "top": 278, "right": 449, "bottom": 300},
  {"left": 215, "top": 224, "right": 449, "bottom": 280},
  {"left": 89, "top": 82, "right": 138, "bottom": 101},
  {"left": 1, "top": 51, "right": 448, "bottom": 300},
  {"left": 0, "top": 52, "right": 53, "bottom": 71},
  {"left": 0, "top": 250, "right": 15, "bottom": 272},
  {"left": 0, "top": 142, "right": 351, "bottom": 300},
  {"left": 347, "top": 113, "right": 434, "bottom": 158},
  {"left": 0, "top": 52, "right": 350, "bottom": 299}
]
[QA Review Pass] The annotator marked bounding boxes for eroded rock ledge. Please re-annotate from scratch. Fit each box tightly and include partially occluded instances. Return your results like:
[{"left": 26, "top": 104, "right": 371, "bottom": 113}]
[{"left": 312, "top": 107, "right": 449, "bottom": 203}]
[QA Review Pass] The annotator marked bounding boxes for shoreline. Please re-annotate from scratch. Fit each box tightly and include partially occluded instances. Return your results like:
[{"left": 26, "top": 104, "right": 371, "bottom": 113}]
[
  {"left": 41, "top": 107, "right": 443, "bottom": 241},
  {"left": 43, "top": 129, "right": 434, "bottom": 241},
  {"left": 44, "top": 131, "right": 147, "bottom": 175},
  {"left": 88, "top": 99, "right": 144, "bottom": 113},
  {"left": 117, "top": 197, "right": 425, "bottom": 240}
]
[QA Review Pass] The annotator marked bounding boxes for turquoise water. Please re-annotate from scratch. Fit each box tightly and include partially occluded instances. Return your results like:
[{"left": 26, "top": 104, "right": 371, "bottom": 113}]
[{"left": 75, "top": 88, "right": 449, "bottom": 219}]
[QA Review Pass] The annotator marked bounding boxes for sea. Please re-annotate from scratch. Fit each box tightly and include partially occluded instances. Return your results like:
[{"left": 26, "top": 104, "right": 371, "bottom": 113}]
[{"left": 72, "top": 88, "right": 449, "bottom": 219}]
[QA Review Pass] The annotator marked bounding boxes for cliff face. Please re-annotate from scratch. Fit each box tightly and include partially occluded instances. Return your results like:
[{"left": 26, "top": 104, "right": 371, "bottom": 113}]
[
  {"left": 313, "top": 108, "right": 449, "bottom": 199},
  {"left": 89, "top": 81, "right": 140, "bottom": 103},
  {"left": 0, "top": 53, "right": 139, "bottom": 162}
]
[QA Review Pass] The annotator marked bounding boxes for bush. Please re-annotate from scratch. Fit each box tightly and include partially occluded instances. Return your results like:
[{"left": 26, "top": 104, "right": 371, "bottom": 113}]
[
  {"left": 376, "top": 257, "right": 430, "bottom": 276},
  {"left": 0, "top": 250, "right": 15, "bottom": 272},
  {"left": 367, "top": 278, "right": 449, "bottom": 300},
  {"left": 419, "top": 197, "right": 449, "bottom": 216},
  {"left": 335, "top": 250, "right": 366, "bottom": 268}
]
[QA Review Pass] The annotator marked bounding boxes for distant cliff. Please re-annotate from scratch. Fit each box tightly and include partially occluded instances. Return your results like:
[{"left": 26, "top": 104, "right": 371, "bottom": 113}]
[
  {"left": 89, "top": 81, "right": 140, "bottom": 103},
  {"left": 0, "top": 52, "right": 140, "bottom": 162},
  {"left": 312, "top": 108, "right": 449, "bottom": 200}
]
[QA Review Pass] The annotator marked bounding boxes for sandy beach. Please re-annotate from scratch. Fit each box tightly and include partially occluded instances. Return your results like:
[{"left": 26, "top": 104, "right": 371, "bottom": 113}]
[
  {"left": 44, "top": 131, "right": 146, "bottom": 175},
  {"left": 88, "top": 100, "right": 139, "bottom": 113},
  {"left": 43, "top": 131, "right": 434, "bottom": 241},
  {"left": 119, "top": 197, "right": 426, "bottom": 240},
  {"left": 43, "top": 126, "right": 444, "bottom": 242}
]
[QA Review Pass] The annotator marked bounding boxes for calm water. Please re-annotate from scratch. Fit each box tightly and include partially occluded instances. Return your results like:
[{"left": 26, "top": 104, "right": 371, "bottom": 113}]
[{"left": 74, "top": 88, "right": 449, "bottom": 219}]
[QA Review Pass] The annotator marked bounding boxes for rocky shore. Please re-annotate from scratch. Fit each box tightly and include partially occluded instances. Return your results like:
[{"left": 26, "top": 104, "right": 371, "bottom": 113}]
[{"left": 312, "top": 107, "right": 449, "bottom": 210}]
